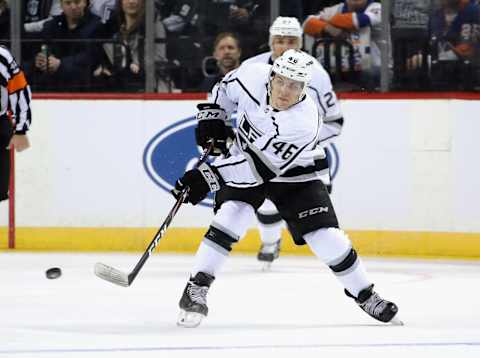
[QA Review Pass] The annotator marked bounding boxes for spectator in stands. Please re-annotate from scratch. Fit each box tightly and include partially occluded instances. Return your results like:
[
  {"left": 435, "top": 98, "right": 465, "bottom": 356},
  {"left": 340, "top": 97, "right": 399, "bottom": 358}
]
[
  {"left": 27, "top": 0, "right": 105, "bottom": 91},
  {"left": 23, "top": 0, "right": 62, "bottom": 33},
  {"left": 90, "top": 0, "right": 118, "bottom": 35},
  {"left": 89, "top": 0, "right": 116, "bottom": 24},
  {"left": 160, "top": 0, "right": 198, "bottom": 35},
  {"left": 199, "top": 32, "right": 242, "bottom": 92},
  {"left": 0, "top": 0, "right": 9, "bottom": 43},
  {"left": 280, "top": 0, "right": 303, "bottom": 22},
  {"left": 303, "top": 0, "right": 382, "bottom": 90},
  {"left": 94, "top": 0, "right": 171, "bottom": 92},
  {"left": 22, "top": 0, "right": 62, "bottom": 63},
  {"left": 407, "top": 0, "right": 479, "bottom": 77},
  {"left": 200, "top": 0, "right": 268, "bottom": 58}
]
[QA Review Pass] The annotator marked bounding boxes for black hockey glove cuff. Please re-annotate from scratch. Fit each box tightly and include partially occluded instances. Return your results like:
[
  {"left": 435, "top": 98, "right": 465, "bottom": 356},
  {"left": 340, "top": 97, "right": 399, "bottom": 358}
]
[
  {"left": 195, "top": 123, "right": 234, "bottom": 156},
  {"left": 171, "top": 163, "right": 222, "bottom": 205},
  {"left": 195, "top": 103, "right": 233, "bottom": 156}
]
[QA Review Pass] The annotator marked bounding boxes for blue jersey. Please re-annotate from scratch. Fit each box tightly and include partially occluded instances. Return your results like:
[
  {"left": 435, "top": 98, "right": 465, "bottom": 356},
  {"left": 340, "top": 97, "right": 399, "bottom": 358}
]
[{"left": 430, "top": 0, "right": 480, "bottom": 56}]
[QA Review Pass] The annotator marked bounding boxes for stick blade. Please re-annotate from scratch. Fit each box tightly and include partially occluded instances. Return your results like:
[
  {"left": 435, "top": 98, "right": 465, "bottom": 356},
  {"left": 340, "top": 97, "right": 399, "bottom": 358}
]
[{"left": 94, "top": 262, "right": 130, "bottom": 287}]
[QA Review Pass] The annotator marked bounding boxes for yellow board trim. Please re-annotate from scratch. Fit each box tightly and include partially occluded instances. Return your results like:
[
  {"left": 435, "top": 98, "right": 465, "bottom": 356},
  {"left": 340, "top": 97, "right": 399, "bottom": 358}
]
[{"left": 1, "top": 227, "right": 480, "bottom": 259}]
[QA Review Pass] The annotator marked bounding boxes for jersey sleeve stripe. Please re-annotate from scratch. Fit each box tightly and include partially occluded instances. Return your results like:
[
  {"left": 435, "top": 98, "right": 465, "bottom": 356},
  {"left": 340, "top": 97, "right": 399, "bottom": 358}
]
[
  {"left": 317, "top": 133, "right": 338, "bottom": 145},
  {"left": 307, "top": 86, "right": 326, "bottom": 115},
  {"left": 224, "top": 179, "right": 258, "bottom": 186},
  {"left": 214, "top": 159, "right": 247, "bottom": 169},
  {"left": 324, "top": 117, "right": 344, "bottom": 127},
  {"left": 234, "top": 79, "right": 260, "bottom": 106},
  {"left": 281, "top": 157, "right": 329, "bottom": 177},
  {"left": 7, "top": 71, "right": 28, "bottom": 94},
  {"left": 10, "top": 86, "right": 32, "bottom": 133}
]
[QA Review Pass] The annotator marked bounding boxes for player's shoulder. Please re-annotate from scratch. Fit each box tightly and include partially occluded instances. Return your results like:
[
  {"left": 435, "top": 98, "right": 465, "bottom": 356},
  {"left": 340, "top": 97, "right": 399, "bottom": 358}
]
[
  {"left": 301, "top": 53, "right": 333, "bottom": 90},
  {"left": 242, "top": 52, "right": 272, "bottom": 66},
  {"left": 277, "top": 95, "right": 319, "bottom": 133},
  {"left": 311, "top": 62, "right": 333, "bottom": 86},
  {"left": 224, "top": 62, "right": 271, "bottom": 87},
  {"left": 294, "top": 95, "right": 318, "bottom": 122}
]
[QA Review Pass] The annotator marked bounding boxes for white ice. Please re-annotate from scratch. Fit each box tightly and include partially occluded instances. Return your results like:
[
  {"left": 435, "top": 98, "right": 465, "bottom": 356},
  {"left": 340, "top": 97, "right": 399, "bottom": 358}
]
[{"left": 0, "top": 252, "right": 479, "bottom": 358}]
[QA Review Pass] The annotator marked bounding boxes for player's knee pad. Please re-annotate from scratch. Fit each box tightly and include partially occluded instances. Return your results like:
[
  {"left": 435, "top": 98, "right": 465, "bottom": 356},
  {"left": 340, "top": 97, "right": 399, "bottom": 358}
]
[
  {"left": 207, "top": 200, "right": 255, "bottom": 251},
  {"left": 204, "top": 226, "right": 237, "bottom": 252},
  {"left": 328, "top": 247, "right": 358, "bottom": 275},
  {"left": 256, "top": 199, "right": 282, "bottom": 225},
  {"left": 304, "top": 228, "right": 357, "bottom": 274}
]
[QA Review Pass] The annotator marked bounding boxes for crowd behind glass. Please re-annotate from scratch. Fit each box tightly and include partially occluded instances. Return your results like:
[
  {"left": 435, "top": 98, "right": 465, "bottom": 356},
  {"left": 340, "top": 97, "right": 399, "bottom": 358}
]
[{"left": 1, "top": 0, "right": 479, "bottom": 93}]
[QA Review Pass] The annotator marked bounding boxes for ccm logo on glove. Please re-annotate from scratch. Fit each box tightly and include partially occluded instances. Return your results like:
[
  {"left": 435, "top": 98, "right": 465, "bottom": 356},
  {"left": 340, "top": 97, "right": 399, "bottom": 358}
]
[{"left": 200, "top": 166, "right": 221, "bottom": 192}]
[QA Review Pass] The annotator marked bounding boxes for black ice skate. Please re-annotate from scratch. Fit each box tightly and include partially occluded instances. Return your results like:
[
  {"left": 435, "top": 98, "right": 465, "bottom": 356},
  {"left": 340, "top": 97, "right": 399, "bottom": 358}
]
[
  {"left": 177, "top": 272, "right": 215, "bottom": 328},
  {"left": 257, "top": 239, "right": 281, "bottom": 270},
  {"left": 346, "top": 284, "right": 403, "bottom": 325}
]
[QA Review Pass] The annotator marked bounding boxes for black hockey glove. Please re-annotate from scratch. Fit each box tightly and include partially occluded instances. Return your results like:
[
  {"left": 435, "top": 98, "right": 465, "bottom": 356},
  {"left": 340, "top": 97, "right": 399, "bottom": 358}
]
[
  {"left": 171, "top": 163, "right": 222, "bottom": 205},
  {"left": 195, "top": 103, "right": 234, "bottom": 156}
]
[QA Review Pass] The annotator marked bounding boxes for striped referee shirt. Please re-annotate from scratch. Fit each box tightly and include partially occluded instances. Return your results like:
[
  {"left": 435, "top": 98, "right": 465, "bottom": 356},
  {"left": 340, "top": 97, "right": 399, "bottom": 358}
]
[{"left": 0, "top": 46, "right": 32, "bottom": 134}]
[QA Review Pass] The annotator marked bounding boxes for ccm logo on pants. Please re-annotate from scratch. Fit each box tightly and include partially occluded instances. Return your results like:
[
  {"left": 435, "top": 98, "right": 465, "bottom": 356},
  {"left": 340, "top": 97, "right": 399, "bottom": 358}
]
[{"left": 298, "top": 206, "right": 329, "bottom": 219}]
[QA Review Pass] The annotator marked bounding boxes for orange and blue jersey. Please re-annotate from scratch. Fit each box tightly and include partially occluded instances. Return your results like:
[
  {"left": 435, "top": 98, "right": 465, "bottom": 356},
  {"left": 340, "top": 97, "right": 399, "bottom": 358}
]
[
  {"left": 304, "top": 0, "right": 381, "bottom": 37},
  {"left": 429, "top": 0, "right": 480, "bottom": 58}
]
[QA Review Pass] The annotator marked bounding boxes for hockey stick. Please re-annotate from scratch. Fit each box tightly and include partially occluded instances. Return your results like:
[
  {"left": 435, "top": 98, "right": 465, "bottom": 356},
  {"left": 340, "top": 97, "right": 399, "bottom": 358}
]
[{"left": 94, "top": 143, "right": 214, "bottom": 287}]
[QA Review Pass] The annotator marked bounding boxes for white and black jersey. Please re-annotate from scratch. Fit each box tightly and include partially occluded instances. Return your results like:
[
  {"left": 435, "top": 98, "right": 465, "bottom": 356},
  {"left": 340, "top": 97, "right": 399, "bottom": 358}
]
[
  {"left": 242, "top": 51, "right": 343, "bottom": 146},
  {"left": 0, "top": 46, "right": 32, "bottom": 134},
  {"left": 0, "top": 46, "right": 33, "bottom": 202},
  {"left": 211, "top": 63, "right": 329, "bottom": 188}
]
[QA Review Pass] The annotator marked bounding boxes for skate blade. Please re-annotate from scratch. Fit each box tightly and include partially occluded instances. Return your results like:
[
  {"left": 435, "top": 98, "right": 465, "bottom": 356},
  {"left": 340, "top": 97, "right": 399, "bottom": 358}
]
[
  {"left": 389, "top": 316, "right": 404, "bottom": 326},
  {"left": 261, "top": 262, "right": 272, "bottom": 272},
  {"left": 177, "top": 310, "right": 205, "bottom": 328}
]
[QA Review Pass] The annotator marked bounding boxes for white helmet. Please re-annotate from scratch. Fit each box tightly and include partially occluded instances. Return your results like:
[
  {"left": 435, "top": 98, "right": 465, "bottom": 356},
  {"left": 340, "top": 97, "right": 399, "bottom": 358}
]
[
  {"left": 271, "top": 49, "right": 313, "bottom": 84},
  {"left": 269, "top": 49, "right": 314, "bottom": 102},
  {"left": 269, "top": 16, "right": 303, "bottom": 48}
]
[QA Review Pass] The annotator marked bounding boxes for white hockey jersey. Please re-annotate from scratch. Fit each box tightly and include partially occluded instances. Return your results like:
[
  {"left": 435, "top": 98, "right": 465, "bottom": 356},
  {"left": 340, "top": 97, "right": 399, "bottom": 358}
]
[
  {"left": 211, "top": 63, "right": 329, "bottom": 188},
  {"left": 242, "top": 51, "right": 343, "bottom": 146}
]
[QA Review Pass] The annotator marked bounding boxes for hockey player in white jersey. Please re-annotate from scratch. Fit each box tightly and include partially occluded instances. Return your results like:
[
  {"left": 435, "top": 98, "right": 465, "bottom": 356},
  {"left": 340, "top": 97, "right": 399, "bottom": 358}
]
[
  {"left": 172, "top": 49, "right": 399, "bottom": 328},
  {"left": 243, "top": 16, "right": 344, "bottom": 266}
]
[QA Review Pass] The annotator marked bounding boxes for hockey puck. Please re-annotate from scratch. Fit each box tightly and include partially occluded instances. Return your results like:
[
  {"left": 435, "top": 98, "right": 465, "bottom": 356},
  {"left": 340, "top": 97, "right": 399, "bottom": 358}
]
[{"left": 46, "top": 267, "right": 62, "bottom": 279}]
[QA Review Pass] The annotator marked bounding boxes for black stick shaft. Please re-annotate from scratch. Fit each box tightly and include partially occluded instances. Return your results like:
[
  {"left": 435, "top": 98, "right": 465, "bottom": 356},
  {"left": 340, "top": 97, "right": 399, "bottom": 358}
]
[{"left": 126, "top": 144, "right": 213, "bottom": 285}]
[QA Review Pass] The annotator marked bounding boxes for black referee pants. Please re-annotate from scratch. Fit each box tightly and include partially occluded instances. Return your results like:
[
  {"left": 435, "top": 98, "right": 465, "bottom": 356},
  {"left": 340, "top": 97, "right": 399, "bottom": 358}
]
[{"left": 0, "top": 120, "right": 13, "bottom": 202}]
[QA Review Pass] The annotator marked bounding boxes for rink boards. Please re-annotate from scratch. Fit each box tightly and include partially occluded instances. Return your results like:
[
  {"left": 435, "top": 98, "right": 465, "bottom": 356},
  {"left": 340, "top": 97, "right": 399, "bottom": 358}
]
[{"left": 1, "top": 94, "right": 479, "bottom": 258}]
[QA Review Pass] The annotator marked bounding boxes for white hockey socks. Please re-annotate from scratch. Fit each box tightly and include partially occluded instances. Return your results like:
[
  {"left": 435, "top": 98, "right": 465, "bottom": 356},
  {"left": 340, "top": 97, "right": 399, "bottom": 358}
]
[
  {"left": 258, "top": 220, "right": 283, "bottom": 245},
  {"left": 304, "top": 228, "right": 371, "bottom": 297},
  {"left": 191, "top": 240, "right": 229, "bottom": 278}
]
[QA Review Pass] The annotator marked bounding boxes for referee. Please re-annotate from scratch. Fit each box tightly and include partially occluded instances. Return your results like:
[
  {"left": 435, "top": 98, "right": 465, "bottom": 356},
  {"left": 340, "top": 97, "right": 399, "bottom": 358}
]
[{"left": 0, "top": 45, "right": 32, "bottom": 202}]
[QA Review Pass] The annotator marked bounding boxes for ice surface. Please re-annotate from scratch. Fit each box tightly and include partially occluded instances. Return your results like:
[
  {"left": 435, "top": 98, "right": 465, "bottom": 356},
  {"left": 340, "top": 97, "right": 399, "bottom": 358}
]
[{"left": 0, "top": 252, "right": 479, "bottom": 358}]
